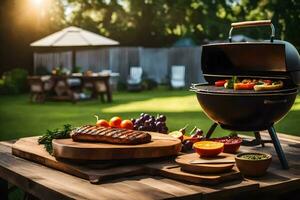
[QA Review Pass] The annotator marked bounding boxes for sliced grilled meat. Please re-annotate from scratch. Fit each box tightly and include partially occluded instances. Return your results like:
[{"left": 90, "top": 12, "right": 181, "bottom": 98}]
[{"left": 70, "top": 125, "right": 152, "bottom": 144}]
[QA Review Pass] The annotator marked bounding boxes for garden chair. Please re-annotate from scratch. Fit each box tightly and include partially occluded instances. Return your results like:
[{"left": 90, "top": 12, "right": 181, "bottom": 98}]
[
  {"left": 100, "top": 70, "right": 120, "bottom": 91},
  {"left": 170, "top": 65, "right": 186, "bottom": 89},
  {"left": 82, "top": 75, "right": 112, "bottom": 102},
  {"left": 27, "top": 76, "right": 52, "bottom": 103},
  {"left": 127, "top": 66, "right": 143, "bottom": 91},
  {"left": 53, "top": 76, "right": 82, "bottom": 103}
]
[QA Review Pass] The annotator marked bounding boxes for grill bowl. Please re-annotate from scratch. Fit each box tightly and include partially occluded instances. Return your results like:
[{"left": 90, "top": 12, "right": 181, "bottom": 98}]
[{"left": 192, "top": 85, "right": 298, "bottom": 131}]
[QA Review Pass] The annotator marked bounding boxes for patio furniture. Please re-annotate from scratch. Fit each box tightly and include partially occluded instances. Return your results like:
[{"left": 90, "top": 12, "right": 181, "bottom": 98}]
[
  {"left": 127, "top": 66, "right": 143, "bottom": 91},
  {"left": 27, "top": 76, "right": 52, "bottom": 103},
  {"left": 170, "top": 65, "right": 185, "bottom": 89},
  {"left": 100, "top": 70, "right": 120, "bottom": 91},
  {"left": 48, "top": 74, "right": 112, "bottom": 103},
  {"left": 50, "top": 75, "right": 82, "bottom": 103},
  {"left": 81, "top": 75, "right": 112, "bottom": 102}
]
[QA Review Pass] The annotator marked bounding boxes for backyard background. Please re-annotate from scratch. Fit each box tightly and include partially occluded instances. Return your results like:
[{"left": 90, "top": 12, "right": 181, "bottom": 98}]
[
  {"left": 1, "top": 0, "right": 300, "bottom": 141},
  {"left": 1, "top": 88, "right": 300, "bottom": 141},
  {"left": 1, "top": 0, "right": 300, "bottom": 74}
]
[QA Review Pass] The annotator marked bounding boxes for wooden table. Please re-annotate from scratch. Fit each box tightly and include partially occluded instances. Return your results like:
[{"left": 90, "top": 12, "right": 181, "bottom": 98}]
[
  {"left": 80, "top": 75, "right": 112, "bottom": 102},
  {"left": 0, "top": 132, "right": 300, "bottom": 200},
  {"left": 50, "top": 74, "right": 112, "bottom": 103}
]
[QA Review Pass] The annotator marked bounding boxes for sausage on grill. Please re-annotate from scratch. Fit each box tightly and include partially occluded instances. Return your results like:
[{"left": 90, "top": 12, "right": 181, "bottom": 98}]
[{"left": 70, "top": 125, "right": 152, "bottom": 145}]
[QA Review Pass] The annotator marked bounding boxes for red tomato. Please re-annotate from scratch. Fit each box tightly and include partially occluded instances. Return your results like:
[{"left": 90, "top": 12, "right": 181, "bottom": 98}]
[
  {"left": 215, "top": 80, "right": 227, "bottom": 87},
  {"left": 120, "top": 120, "right": 134, "bottom": 129},
  {"left": 96, "top": 119, "right": 110, "bottom": 127},
  {"left": 109, "top": 116, "right": 122, "bottom": 128}
]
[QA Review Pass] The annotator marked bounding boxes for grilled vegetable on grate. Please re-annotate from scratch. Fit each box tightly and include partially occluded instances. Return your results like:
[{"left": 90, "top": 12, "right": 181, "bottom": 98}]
[{"left": 254, "top": 80, "right": 284, "bottom": 91}]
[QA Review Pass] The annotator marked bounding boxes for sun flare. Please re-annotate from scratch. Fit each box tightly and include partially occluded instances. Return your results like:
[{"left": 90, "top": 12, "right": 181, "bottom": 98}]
[{"left": 31, "top": 0, "right": 43, "bottom": 7}]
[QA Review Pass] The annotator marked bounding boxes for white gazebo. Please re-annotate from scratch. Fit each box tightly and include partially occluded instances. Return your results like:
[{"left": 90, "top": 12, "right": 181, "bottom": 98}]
[{"left": 30, "top": 26, "right": 119, "bottom": 71}]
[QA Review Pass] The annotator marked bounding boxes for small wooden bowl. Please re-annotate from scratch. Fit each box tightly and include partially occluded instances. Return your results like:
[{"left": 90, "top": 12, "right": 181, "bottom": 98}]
[
  {"left": 235, "top": 152, "right": 272, "bottom": 177},
  {"left": 209, "top": 136, "right": 242, "bottom": 154}
]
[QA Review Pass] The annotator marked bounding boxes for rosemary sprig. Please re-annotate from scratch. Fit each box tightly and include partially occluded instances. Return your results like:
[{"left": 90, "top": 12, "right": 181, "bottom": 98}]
[{"left": 38, "top": 124, "right": 73, "bottom": 154}]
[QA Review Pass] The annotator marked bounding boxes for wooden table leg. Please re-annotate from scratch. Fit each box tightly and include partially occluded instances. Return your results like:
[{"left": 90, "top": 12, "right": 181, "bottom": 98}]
[
  {"left": 0, "top": 178, "right": 8, "bottom": 200},
  {"left": 90, "top": 80, "right": 98, "bottom": 99},
  {"left": 105, "top": 79, "right": 112, "bottom": 102}
]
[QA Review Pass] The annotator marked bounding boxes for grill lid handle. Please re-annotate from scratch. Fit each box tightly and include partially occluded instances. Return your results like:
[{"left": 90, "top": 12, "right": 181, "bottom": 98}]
[
  {"left": 229, "top": 20, "right": 275, "bottom": 43},
  {"left": 190, "top": 82, "right": 208, "bottom": 92}
]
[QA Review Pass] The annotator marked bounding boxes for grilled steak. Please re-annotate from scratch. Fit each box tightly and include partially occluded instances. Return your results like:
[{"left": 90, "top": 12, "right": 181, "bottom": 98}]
[{"left": 71, "top": 125, "right": 152, "bottom": 145}]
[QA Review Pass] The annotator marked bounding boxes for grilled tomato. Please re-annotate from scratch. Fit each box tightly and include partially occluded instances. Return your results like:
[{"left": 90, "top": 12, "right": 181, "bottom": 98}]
[
  {"left": 109, "top": 116, "right": 122, "bottom": 128},
  {"left": 193, "top": 141, "right": 224, "bottom": 157}
]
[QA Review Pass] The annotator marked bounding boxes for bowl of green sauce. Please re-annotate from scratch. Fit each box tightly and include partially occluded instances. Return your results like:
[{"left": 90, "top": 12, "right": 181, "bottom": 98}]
[{"left": 235, "top": 152, "right": 272, "bottom": 177}]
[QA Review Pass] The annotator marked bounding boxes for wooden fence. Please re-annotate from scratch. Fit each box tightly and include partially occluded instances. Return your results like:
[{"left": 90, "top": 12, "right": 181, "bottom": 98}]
[{"left": 33, "top": 47, "right": 205, "bottom": 86}]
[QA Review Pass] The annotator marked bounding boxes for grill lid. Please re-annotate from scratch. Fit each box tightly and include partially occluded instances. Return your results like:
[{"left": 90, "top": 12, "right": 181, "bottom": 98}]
[{"left": 201, "top": 20, "right": 300, "bottom": 85}]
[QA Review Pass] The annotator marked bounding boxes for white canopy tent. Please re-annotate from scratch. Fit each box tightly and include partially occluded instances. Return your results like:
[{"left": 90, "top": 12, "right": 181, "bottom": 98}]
[{"left": 30, "top": 26, "right": 119, "bottom": 71}]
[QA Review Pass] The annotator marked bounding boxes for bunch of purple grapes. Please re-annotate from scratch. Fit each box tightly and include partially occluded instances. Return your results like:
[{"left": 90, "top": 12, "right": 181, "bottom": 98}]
[{"left": 131, "top": 113, "right": 168, "bottom": 133}]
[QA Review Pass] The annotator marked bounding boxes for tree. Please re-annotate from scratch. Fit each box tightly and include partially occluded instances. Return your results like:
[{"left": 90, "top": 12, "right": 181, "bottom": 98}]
[{"left": 1, "top": 0, "right": 300, "bottom": 74}]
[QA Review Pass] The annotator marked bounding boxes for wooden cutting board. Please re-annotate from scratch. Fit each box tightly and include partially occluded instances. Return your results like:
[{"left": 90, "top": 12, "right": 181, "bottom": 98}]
[
  {"left": 12, "top": 137, "right": 146, "bottom": 183},
  {"left": 12, "top": 137, "right": 242, "bottom": 185},
  {"left": 175, "top": 153, "right": 236, "bottom": 174},
  {"left": 52, "top": 132, "right": 182, "bottom": 160},
  {"left": 145, "top": 159, "right": 241, "bottom": 185}
]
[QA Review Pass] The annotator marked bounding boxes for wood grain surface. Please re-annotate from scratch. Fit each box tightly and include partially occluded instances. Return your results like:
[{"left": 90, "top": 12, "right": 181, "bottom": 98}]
[
  {"left": 52, "top": 132, "right": 182, "bottom": 160},
  {"left": 12, "top": 137, "right": 145, "bottom": 183},
  {"left": 145, "top": 160, "right": 241, "bottom": 185},
  {"left": 4, "top": 140, "right": 258, "bottom": 200},
  {"left": 175, "top": 153, "right": 235, "bottom": 174},
  {"left": 3, "top": 132, "right": 299, "bottom": 200},
  {"left": 12, "top": 136, "right": 241, "bottom": 185}
]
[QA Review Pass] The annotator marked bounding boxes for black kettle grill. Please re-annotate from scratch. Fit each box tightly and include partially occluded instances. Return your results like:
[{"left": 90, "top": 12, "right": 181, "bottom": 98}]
[{"left": 191, "top": 20, "right": 300, "bottom": 169}]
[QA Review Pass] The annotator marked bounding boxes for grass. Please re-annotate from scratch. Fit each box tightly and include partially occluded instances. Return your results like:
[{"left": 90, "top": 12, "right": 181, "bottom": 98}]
[{"left": 0, "top": 87, "right": 300, "bottom": 141}]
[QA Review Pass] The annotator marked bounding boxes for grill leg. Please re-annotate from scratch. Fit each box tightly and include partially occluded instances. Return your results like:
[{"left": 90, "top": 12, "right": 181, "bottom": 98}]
[
  {"left": 268, "top": 126, "right": 289, "bottom": 169},
  {"left": 206, "top": 123, "right": 218, "bottom": 139},
  {"left": 254, "top": 131, "right": 265, "bottom": 147}
]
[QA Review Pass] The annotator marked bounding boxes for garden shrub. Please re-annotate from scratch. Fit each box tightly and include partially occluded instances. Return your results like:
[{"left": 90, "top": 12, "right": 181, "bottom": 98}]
[{"left": 0, "top": 68, "right": 29, "bottom": 94}]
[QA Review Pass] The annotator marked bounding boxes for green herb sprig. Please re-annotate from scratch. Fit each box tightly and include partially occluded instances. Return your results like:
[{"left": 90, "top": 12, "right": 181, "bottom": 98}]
[
  {"left": 38, "top": 124, "right": 73, "bottom": 154},
  {"left": 225, "top": 76, "right": 238, "bottom": 89}
]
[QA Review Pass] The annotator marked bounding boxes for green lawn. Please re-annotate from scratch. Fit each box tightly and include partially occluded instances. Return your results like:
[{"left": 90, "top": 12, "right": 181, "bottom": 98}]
[{"left": 0, "top": 88, "right": 300, "bottom": 141}]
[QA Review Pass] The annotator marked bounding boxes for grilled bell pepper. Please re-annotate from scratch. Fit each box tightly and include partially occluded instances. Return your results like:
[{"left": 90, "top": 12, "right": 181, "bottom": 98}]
[
  {"left": 234, "top": 83, "right": 255, "bottom": 90},
  {"left": 254, "top": 81, "right": 283, "bottom": 91}
]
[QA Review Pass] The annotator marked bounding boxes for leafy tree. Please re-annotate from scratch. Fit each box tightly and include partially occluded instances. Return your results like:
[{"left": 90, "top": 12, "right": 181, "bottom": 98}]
[
  {"left": 1, "top": 0, "right": 300, "bottom": 73},
  {"left": 64, "top": 0, "right": 300, "bottom": 47}
]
